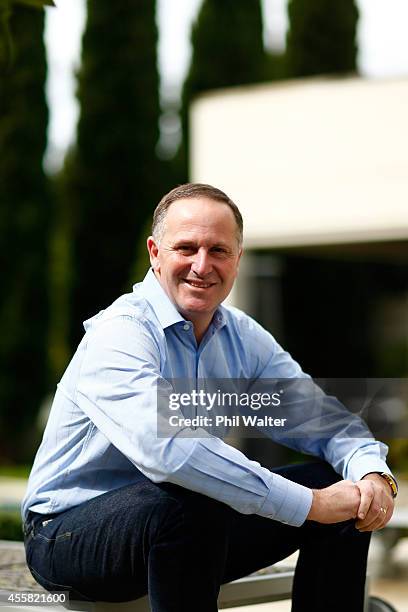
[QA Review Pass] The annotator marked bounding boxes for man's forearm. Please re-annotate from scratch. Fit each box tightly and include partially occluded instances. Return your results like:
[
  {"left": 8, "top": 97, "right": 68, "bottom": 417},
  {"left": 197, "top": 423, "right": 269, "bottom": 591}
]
[{"left": 168, "top": 437, "right": 313, "bottom": 526}]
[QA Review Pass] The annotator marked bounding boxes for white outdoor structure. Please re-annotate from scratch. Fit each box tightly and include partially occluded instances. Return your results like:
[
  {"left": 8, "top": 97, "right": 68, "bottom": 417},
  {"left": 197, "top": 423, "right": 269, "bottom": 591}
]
[{"left": 190, "top": 77, "right": 408, "bottom": 250}]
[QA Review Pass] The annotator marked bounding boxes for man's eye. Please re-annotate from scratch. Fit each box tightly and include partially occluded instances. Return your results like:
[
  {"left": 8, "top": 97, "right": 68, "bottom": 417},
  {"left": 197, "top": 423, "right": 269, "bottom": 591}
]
[
  {"left": 178, "top": 246, "right": 194, "bottom": 253},
  {"left": 212, "top": 247, "right": 227, "bottom": 255}
]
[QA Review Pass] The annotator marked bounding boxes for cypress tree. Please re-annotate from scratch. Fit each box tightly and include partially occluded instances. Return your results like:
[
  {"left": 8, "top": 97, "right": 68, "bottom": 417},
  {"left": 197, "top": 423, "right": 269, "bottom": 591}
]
[
  {"left": 67, "top": 1, "right": 160, "bottom": 345},
  {"left": 186, "top": 0, "right": 265, "bottom": 95},
  {"left": 0, "top": 5, "right": 49, "bottom": 461},
  {"left": 286, "top": 0, "right": 359, "bottom": 77},
  {"left": 178, "top": 0, "right": 266, "bottom": 179},
  {"left": 282, "top": 2, "right": 364, "bottom": 381},
  {"left": 0, "top": 0, "right": 54, "bottom": 69}
]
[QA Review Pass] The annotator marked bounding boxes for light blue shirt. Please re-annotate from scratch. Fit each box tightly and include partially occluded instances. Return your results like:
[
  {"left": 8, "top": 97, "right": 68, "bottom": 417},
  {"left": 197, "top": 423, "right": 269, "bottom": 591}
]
[{"left": 22, "top": 270, "right": 391, "bottom": 526}]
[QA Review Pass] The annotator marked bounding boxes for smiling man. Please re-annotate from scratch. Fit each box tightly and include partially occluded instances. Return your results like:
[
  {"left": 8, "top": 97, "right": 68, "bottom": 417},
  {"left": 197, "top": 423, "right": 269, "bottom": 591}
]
[
  {"left": 22, "top": 183, "right": 397, "bottom": 612},
  {"left": 147, "top": 193, "right": 242, "bottom": 341}
]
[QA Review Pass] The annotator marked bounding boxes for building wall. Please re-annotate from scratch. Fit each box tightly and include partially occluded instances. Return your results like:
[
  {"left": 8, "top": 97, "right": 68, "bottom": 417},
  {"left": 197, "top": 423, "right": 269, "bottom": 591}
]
[{"left": 191, "top": 77, "right": 408, "bottom": 249}]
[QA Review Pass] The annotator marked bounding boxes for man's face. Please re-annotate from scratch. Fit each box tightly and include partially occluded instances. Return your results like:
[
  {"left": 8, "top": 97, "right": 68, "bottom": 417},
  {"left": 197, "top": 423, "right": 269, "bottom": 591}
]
[{"left": 147, "top": 197, "right": 242, "bottom": 334}]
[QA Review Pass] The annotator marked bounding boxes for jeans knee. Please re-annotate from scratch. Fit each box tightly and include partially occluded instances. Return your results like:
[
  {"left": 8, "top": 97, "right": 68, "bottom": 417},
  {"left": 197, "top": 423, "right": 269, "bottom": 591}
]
[{"left": 154, "top": 483, "right": 231, "bottom": 541}]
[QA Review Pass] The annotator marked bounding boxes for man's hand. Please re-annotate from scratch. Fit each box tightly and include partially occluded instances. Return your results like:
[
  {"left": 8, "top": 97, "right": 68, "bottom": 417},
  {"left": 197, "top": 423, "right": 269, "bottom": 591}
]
[
  {"left": 306, "top": 475, "right": 395, "bottom": 530},
  {"left": 355, "top": 473, "right": 395, "bottom": 532},
  {"left": 307, "top": 480, "right": 361, "bottom": 523}
]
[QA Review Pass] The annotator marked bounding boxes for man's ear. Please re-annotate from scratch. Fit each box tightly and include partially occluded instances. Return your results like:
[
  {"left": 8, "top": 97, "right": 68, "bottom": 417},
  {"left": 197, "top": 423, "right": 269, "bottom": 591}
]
[
  {"left": 147, "top": 236, "right": 160, "bottom": 271},
  {"left": 236, "top": 247, "right": 243, "bottom": 275}
]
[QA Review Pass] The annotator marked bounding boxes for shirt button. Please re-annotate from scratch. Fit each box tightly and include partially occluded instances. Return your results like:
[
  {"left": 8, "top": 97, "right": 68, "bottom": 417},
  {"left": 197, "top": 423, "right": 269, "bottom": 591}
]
[{"left": 183, "top": 323, "right": 190, "bottom": 331}]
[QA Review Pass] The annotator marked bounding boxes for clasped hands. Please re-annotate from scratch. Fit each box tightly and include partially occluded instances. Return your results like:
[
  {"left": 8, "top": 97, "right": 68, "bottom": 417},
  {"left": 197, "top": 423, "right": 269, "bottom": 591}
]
[{"left": 307, "top": 472, "right": 395, "bottom": 531}]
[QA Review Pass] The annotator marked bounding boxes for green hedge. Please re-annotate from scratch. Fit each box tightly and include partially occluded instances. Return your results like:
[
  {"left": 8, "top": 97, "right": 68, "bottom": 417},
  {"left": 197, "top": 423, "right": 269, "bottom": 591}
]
[{"left": 0, "top": 511, "right": 23, "bottom": 541}]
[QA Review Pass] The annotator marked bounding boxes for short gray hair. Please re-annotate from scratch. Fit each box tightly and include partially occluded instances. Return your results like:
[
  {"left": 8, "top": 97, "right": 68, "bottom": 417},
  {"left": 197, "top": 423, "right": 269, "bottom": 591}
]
[{"left": 151, "top": 183, "right": 243, "bottom": 246}]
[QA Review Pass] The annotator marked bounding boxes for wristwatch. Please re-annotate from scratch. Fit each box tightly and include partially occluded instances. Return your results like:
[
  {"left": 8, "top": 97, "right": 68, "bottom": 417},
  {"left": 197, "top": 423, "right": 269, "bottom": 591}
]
[{"left": 380, "top": 472, "right": 398, "bottom": 498}]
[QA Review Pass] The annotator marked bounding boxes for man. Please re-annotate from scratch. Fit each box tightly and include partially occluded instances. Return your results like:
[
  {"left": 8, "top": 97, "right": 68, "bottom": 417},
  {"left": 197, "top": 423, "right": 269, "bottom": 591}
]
[{"left": 22, "top": 183, "right": 397, "bottom": 612}]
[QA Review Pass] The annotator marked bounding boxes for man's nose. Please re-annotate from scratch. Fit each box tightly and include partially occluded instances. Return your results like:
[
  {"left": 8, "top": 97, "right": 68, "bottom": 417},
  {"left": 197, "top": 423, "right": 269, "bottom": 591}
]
[{"left": 191, "top": 248, "right": 212, "bottom": 276}]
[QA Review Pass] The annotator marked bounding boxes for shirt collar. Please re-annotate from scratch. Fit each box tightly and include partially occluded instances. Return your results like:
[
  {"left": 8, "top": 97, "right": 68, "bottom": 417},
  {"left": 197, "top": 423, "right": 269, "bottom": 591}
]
[
  {"left": 138, "top": 269, "right": 227, "bottom": 332},
  {"left": 138, "top": 269, "right": 184, "bottom": 329}
]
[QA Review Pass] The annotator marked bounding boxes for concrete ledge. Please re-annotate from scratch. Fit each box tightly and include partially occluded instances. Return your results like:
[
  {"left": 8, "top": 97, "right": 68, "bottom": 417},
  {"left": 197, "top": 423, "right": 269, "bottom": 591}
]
[{"left": 0, "top": 540, "right": 294, "bottom": 611}]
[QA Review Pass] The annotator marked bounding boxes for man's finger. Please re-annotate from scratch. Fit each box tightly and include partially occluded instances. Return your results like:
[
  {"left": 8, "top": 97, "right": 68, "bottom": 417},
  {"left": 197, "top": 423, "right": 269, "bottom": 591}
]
[
  {"left": 356, "top": 482, "right": 374, "bottom": 520},
  {"left": 356, "top": 503, "right": 389, "bottom": 531}
]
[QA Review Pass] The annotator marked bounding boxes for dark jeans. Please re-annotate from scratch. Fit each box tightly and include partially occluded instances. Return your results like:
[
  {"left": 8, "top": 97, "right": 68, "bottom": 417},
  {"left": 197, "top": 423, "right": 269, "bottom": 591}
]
[{"left": 24, "top": 462, "right": 371, "bottom": 612}]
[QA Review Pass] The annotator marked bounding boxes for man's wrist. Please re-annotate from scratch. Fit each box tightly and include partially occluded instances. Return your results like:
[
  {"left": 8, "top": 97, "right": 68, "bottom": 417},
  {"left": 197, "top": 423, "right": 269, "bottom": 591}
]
[
  {"left": 362, "top": 472, "right": 398, "bottom": 498},
  {"left": 306, "top": 489, "right": 319, "bottom": 521},
  {"left": 379, "top": 472, "right": 398, "bottom": 498}
]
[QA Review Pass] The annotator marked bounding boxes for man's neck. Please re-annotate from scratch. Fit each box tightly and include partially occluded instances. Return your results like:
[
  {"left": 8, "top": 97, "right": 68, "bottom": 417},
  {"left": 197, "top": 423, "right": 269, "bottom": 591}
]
[{"left": 192, "top": 323, "right": 207, "bottom": 345}]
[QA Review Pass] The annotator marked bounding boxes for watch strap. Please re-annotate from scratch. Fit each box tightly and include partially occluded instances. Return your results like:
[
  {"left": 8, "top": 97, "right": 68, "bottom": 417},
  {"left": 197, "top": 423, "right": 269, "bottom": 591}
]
[{"left": 380, "top": 472, "right": 398, "bottom": 498}]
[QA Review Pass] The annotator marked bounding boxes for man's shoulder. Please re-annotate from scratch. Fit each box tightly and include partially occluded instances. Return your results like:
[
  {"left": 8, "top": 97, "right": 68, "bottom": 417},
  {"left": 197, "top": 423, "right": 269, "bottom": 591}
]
[
  {"left": 221, "top": 303, "right": 269, "bottom": 335},
  {"left": 219, "top": 305, "right": 278, "bottom": 357},
  {"left": 110, "top": 285, "right": 152, "bottom": 321},
  {"left": 83, "top": 285, "right": 160, "bottom": 337}
]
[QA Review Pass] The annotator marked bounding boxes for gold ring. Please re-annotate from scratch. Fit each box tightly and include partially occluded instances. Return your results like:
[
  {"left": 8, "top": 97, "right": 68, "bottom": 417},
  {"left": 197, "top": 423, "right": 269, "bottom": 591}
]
[{"left": 380, "top": 507, "right": 387, "bottom": 514}]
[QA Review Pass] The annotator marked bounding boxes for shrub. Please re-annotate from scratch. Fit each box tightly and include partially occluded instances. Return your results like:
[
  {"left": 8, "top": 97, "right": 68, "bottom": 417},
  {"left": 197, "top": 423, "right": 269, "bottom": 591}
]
[{"left": 0, "top": 511, "right": 23, "bottom": 541}]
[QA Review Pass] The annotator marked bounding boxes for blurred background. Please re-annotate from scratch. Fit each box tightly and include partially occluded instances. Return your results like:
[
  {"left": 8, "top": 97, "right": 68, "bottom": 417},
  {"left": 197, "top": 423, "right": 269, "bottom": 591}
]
[{"left": 0, "top": 1, "right": 408, "bottom": 589}]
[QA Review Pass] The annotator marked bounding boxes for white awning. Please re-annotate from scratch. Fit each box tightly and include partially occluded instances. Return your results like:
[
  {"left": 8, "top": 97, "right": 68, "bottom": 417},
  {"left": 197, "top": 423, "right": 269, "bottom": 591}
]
[{"left": 191, "top": 77, "right": 408, "bottom": 248}]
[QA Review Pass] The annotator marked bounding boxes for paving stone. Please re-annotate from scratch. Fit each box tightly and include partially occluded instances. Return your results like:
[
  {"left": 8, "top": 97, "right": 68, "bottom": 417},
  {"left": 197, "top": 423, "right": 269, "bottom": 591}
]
[{"left": 0, "top": 541, "right": 46, "bottom": 592}]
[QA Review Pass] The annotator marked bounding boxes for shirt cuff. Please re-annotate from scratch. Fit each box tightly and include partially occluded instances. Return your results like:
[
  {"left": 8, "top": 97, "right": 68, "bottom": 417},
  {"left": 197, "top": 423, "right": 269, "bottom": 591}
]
[
  {"left": 345, "top": 442, "right": 393, "bottom": 482},
  {"left": 349, "top": 460, "right": 394, "bottom": 482},
  {"left": 259, "top": 472, "right": 313, "bottom": 527}
]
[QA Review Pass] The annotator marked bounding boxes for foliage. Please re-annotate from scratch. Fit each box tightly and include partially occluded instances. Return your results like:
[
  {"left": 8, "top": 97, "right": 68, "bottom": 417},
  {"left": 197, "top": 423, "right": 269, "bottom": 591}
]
[
  {"left": 186, "top": 0, "right": 265, "bottom": 95},
  {"left": 178, "top": 0, "right": 266, "bottom": 179},
  {"left": 47, "top": 168, "right": 74, "bottom": 381},
  {"left": 386, "top": 440, "right": 408, "bottom": 474},
  {"left": 0, "top": 510, "right": 23, "bottom": 541},
  {"left": 264, "top": 51, "right": 288, "bottom": 82},
  {"left": 0, "top": 5, "right": 49, "bottom": 461},
  {"left": 0, "top": 0, "right": 54, "bottom": 69},
  {"left": 286, "top": 0, "right": 359, "bottom": 77},
  {"left": 0, "top": 465, "right": 30, "bottom": 478},
  {"left": 63, "top": 1, "right": 162, "bottom": 347},
  {"left": 2, "top": 0, "right": 54, "bottom": 6}
]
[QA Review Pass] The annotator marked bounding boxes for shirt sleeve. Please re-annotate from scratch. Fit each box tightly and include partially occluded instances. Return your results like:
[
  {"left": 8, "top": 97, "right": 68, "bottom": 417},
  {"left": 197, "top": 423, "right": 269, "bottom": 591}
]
[
  {"left": 76, "top": 315, "right": 312, "bottom": 527},
  {"left": 248, "top": 320, "right": 394, "bottom": 484}
]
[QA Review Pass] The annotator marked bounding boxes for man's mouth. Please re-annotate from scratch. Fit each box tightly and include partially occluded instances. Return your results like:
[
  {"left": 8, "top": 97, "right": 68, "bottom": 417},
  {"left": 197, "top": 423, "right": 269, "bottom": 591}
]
[{"left": 183, "top": 279, "right": 215, "bottom": 289}]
